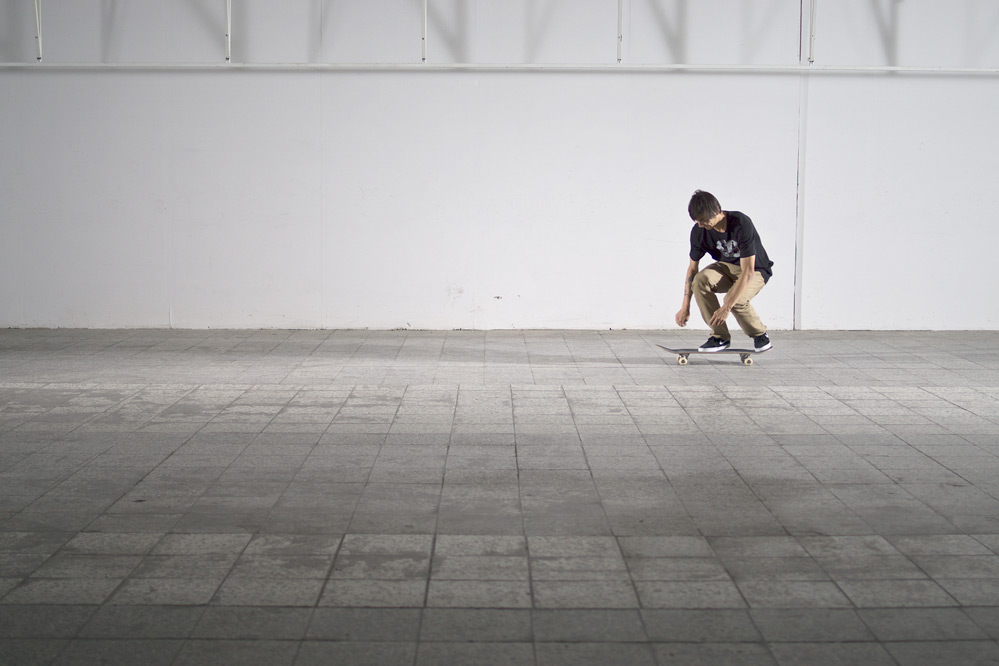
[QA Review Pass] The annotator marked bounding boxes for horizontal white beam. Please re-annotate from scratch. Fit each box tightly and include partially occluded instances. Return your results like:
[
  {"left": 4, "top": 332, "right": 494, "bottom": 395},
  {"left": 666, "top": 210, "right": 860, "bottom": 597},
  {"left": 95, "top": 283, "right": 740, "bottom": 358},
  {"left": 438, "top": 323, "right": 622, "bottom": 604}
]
[{"left": 1, "top": 61, "right": 998, "bottom": 75}]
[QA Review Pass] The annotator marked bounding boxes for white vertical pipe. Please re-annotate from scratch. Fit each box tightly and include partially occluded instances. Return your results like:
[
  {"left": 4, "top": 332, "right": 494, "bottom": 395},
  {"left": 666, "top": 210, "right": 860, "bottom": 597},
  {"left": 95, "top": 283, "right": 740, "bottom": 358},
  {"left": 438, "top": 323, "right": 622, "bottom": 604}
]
[
  {"left": 225, "top": 0, "right": 232, "bottom": 62},
  {"left": 793, "top": 72, "right": 809, "bottom": 330},
  {"left": 617, "top": 0, "right": 624, "bottom": 64},
  {"left": 808, "top": 0, "right": 817, "bottom": 63},
  {"left": 421, "top": 0, "right": 428, "bottom": 63},
  {"left": 34, "top": 0, "right": 43, "bottom": 62},
  {"left": 794, "top": 0, "right": 816, "bottom": 329}
]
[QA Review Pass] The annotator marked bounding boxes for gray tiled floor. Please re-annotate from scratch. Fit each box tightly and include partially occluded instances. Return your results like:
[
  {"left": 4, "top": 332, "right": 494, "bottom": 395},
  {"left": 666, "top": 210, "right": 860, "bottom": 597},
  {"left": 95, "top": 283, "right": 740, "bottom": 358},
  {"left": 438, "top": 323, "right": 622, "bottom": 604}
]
[{"left": 1, "top": 329, "right": 999, "bottom": 665}]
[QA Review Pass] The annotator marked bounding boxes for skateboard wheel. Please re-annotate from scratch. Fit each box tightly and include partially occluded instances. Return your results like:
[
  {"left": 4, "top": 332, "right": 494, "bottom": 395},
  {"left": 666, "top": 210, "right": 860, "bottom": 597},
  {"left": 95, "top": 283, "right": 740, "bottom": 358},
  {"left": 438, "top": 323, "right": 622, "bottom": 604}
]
[
  {"left": 677, "top": 355, "right": 688, "bottom": 366},
  {"left": 742, "top": 355, "right": 753, "bottom": 366}
]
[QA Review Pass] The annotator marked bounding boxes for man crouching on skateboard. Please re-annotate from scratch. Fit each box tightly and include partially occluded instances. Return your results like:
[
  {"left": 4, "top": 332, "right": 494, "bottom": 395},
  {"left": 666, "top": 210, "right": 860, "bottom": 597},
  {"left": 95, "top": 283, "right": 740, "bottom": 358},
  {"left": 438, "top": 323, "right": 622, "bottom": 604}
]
[{"left": 675, "top": 190, "right": 774, "bottom": 352}]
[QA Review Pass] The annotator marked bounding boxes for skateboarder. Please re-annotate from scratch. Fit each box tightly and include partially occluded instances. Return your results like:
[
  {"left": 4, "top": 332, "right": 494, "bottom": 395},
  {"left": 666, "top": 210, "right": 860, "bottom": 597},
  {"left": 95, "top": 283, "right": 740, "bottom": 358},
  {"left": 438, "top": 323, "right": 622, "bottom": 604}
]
[{"left": 674, "top": 190, "right": 773, "bottom": 352}]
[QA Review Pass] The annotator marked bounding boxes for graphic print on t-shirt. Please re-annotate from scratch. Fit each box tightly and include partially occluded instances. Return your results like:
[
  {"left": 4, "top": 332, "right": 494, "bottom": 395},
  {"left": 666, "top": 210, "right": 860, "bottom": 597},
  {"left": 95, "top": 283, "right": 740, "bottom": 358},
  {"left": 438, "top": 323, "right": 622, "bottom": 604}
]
[{"left": 716, "top": 239, "right": 740, "bottom": 260}]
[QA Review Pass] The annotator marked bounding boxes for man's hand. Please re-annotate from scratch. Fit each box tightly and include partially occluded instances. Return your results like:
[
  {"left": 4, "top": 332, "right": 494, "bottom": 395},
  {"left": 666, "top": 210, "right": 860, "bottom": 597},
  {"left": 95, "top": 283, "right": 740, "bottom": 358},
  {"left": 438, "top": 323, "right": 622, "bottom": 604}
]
[
  {"left": 675, "top": 307, "right": 690, "bottom": 327},
  {"left": 708, "top": 305, "right": 732, "bottom": 328}
]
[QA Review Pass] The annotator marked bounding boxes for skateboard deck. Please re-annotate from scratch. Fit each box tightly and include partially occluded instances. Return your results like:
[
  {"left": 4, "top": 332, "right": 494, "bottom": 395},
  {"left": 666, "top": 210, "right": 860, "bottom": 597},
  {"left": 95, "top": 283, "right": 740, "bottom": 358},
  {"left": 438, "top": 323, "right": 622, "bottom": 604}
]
[{"left": 657, "top": 344, "right": 769, "bottom": 366}]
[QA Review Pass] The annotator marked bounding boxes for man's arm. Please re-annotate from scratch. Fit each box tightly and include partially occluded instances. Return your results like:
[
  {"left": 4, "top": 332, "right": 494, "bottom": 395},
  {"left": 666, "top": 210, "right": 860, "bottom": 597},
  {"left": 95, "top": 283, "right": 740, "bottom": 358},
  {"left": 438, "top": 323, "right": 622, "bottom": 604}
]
[
  {"left": 675, "top": 258, "right": 700, "bottom": 327},
  {"left": 708, "top": 255, "right": 756, "bottom": 328}
]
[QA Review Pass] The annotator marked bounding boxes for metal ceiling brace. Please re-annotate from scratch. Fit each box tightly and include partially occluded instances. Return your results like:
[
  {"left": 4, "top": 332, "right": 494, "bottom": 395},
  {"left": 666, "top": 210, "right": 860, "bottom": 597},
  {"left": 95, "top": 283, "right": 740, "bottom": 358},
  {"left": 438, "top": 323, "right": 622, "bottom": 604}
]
[
  {"left": 34, "top": 0, "right": 43, "bottom": 61},
  {"left": 617, "top": 0, "right": 624, "bottom": 63},
  {"left": 421, "top": 0, "right": 428, "bottom": 63},
  {"left": 808, "top": 0, "right": 818, "bottom": 63}
]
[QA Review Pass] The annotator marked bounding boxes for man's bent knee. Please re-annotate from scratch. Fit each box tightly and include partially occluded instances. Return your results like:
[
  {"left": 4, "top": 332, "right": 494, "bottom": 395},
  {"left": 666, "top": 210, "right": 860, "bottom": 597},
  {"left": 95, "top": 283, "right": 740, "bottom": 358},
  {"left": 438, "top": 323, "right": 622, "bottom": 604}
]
[{"left": 691, "top": 271, "right": 714, "bottom": 291}]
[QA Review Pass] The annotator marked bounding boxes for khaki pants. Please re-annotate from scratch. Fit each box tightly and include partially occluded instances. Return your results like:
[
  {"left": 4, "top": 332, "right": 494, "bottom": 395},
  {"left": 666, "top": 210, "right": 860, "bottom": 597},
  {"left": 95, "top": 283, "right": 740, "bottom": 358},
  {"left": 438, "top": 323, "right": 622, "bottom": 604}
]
[{"left": 692, "top": 261, "right": 768, "bottom": 340}]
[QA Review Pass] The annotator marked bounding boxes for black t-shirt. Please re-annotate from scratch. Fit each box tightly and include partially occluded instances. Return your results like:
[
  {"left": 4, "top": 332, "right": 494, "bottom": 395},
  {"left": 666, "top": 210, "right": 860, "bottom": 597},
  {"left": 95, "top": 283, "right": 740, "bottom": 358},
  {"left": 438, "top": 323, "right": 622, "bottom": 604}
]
[{"left": 689, "top": 210, "right": 773, "bottom": 283}]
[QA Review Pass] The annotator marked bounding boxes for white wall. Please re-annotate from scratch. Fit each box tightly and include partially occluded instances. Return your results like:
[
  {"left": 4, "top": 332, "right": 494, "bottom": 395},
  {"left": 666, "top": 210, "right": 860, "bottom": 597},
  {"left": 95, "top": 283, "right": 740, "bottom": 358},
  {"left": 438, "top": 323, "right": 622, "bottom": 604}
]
[
  {"left": 1, "top": 0, "right": 997, "bottom": 330},
  {"left": 798, "top": 0, "right": 999, "bottom": 330}
]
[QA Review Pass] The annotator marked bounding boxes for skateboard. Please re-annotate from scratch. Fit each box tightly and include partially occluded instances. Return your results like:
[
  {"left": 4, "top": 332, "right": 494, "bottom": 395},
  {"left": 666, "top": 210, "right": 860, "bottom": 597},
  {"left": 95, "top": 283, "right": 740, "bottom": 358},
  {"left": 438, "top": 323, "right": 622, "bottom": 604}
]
[{"left": 657, "top": 344, "right": 770, "bottom": 366}]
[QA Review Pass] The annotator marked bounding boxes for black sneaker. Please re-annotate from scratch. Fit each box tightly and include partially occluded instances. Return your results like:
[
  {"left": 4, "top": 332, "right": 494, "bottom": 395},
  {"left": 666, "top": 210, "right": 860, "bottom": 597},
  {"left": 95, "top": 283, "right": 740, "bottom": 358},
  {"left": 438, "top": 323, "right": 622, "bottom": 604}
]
[
  {"left": 698, "top": 336, "right": 731, "bottom": 352},
  {"left": 753, "top": 333, "right": 772, "bottom": 352}
]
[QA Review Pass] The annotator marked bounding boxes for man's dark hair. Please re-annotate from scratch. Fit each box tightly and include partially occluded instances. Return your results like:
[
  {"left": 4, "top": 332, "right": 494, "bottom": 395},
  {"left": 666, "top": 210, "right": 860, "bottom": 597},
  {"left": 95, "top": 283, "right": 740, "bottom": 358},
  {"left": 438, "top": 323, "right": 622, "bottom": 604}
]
[{"left": 688, "top": 190, "right": 722, "bottom": 222}]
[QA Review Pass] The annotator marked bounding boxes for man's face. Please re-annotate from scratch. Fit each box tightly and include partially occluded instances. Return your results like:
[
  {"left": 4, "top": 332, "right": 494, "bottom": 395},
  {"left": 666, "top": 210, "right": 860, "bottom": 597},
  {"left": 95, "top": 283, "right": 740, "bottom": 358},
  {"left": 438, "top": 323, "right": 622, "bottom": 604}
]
[{"left": 696, "top": 211, "right": 725, "bottom": 230}]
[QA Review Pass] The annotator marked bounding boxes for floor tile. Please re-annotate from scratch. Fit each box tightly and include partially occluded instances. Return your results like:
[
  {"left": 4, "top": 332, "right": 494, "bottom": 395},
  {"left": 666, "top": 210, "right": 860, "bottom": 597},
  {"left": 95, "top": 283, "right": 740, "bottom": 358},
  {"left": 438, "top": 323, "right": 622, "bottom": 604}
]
[
  {"left": 307, "top": 607, "right": 422, "bottom": 641},
  {"left": 420, "top": 608, "right": 532, "bottom": 642},
  {"left": 768, "top": 642, "right": 895, "bottom": 666},
  {"left": 52, "top": 639, "right": 182, "bottom": 666},
  {"left": 416, "top": 642, "right": 536, "bottom": 666}
]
